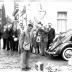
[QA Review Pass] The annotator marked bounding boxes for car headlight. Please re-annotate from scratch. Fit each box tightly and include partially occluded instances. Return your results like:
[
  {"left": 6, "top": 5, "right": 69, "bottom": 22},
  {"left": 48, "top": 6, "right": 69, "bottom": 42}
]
[
  {"left": 49, "top": 45, "right": 57, "bottom": 51},
  {"left": 49, "top": 46, "right": 52, "bottom": 49}
]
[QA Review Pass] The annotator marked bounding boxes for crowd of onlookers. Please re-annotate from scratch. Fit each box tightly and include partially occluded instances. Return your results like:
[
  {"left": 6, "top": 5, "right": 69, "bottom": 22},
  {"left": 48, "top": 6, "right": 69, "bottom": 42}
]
[
  {"left": 31, "top": 22, "right": 55, "bottom": 56},
  {"left": 0, "top": 22, "right": 55, "bottom": 56},
  {"left": 0, "top": 25, "right": 20, "bottom": 51},
  {"left": 19, "top": 22, "right": 55, "bottom": 71},
  {"left": 0, "top": 22, "right": 55, "bottom": 71}
]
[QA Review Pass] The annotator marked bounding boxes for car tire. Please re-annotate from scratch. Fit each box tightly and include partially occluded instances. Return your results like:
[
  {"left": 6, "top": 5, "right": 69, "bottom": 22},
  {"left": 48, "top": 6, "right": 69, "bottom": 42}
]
[{"left": 62, "top": 47, "right": 72, "bottom": 61}]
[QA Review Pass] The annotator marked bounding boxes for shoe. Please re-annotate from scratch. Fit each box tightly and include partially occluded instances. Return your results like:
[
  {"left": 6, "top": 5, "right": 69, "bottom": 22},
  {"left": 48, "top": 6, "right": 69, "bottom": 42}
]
[
  {"left": 46, "top": 49, "right": 48, "bottom": 51},
  {"left": 41, "top": 54, "right": 45, "bottom": 56},
  {"left": 7, "top": 49, "right": 10, "bottom": 51},
  {"left": 26, "top": 66, "right": 31, "bottom": 70},
  {"left": 21, "top": 68, "right": 29, "bottom": 71},
  {"left": 3, "top": 48, "right": 5, "bottom": 49}
]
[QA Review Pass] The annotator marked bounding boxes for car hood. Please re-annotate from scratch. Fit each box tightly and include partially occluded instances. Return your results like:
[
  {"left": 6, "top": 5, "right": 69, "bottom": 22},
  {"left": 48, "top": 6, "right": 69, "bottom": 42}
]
[{"left": 49, "top": 30, "right": 72, "bottom": 50}]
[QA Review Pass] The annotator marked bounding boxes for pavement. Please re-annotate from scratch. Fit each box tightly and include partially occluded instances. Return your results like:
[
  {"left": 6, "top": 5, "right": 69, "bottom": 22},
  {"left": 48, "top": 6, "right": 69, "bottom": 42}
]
[
  {"left": 0, "top": 39, "right": 70, "bottom": 72},
  {"left": 0, "top": 49, "right": 69, "bottom": 72},
  {"left": 0, "top": 49, "right": 39, "bottom": 72}
]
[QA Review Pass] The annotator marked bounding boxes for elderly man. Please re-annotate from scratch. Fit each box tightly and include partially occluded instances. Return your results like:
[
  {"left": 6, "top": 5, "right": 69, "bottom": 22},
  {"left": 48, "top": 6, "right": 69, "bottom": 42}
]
[
  {"left": 2, "top": 26, "right": 8, "bottom": 50},
  {"left": 47, "top": 23, "right": 55, "bottom": 50},
  {"left": 19, "top": 24, "right": 33, "bottom": 71}
]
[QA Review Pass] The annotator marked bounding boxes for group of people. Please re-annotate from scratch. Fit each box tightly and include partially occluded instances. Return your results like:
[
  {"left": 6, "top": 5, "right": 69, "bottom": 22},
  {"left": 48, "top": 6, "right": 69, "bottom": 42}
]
[
  {"left": 30, "top": 22, "right": 55, "bottom": 56},
  {"left": 1, "top": 25, "right": 19, "bottom": 51},
  {"left": 0, "top": 22, "right": 55, "bottom": 71},
  {"left": 19, "top": 22, "right": 55, "bottom": 71}
]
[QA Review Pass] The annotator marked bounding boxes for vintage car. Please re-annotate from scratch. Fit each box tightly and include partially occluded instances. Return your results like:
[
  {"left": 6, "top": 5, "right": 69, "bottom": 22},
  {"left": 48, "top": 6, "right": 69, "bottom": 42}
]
[{"left": 47, "top": 30, "right": 72, "bottom": 61}]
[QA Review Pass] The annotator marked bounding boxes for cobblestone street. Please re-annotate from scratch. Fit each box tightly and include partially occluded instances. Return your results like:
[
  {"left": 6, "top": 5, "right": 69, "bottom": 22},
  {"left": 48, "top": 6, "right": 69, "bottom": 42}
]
[
  {"left": 0, "top": 40, "right": 70, "bottom": 72},
  {"left": 0, "top": 49, "right": 40, "bottom": 72},
  {"left": 0, "top": 48, "right": 72, "bottom": 72}
]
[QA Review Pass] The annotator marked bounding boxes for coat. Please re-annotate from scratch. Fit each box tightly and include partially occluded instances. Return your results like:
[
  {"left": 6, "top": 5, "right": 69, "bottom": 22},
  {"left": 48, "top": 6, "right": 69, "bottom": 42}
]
[
  {"left": 48, "top": 28, "right": 55, "bottom": 42},
  {"left": 2, "top": 29, "right": 8, "bottom": 39},
  {"left": 19, "top": 30, "right": 33, "bottom": 50}
]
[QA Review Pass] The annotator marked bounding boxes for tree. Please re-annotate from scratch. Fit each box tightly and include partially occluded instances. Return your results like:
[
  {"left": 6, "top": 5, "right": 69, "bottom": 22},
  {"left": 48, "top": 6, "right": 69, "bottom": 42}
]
[{"left": 2, "top": 4, "right": 7, "bottom": 31}]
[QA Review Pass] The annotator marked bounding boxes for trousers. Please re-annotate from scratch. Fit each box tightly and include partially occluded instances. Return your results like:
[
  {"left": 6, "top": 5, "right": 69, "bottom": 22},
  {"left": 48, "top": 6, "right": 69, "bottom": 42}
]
[
  {"left": 20, "top": 49, "right": 30, "bottom": 68},
  {"left": 3, "top": 38, "right": 8, "bottom": 49},
  {"left": 40, "top": 42, "right": 47, "bottom": 55}
]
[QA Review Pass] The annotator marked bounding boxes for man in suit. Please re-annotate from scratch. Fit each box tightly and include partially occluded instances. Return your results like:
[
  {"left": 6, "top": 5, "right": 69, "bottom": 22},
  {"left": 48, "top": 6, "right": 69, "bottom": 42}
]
[
  {"left": 47, "top": 23, "right": 55, "bottom": 50},
  {"left": 7, "top": 27, "right": 13, "bottom": 50},
  {"left": 12, "top": 28, "right": 19, "bottom": 51},
  {"left": 19, "top": 24, "right": 33, "bottom": 71},
  {"left": 2, "top": 26, "right": 8, "bottom": 50}
]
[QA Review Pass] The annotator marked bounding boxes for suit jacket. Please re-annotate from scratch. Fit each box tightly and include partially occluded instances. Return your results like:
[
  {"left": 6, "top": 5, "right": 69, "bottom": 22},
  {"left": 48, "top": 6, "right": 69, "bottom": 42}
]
[
  {"left": 7, "top": 29, "right": 13, "bottom": 39},
  {"left": 48, "top": 28, "right": 55, "bottom": 42},
  {"left": 19, "top": 30, "right": 33, "bottom": 50},
  {"left": 2, "top": 29, "right": 8, "bottom": 39},
  {"left": 12, "top": 30, "right": 18, "bottom": 38}
]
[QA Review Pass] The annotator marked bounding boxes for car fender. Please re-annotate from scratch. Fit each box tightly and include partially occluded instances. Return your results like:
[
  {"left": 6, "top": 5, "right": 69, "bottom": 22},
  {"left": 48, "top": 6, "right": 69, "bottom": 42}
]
[{"left": 57, "top": 42, "right": 72, "bottom": 54}]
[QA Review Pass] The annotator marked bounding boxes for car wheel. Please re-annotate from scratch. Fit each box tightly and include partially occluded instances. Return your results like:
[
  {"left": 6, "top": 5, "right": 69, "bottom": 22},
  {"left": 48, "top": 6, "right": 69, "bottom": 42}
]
[{"left": 62, "top": 47, "right": 72, "bottom": 61}]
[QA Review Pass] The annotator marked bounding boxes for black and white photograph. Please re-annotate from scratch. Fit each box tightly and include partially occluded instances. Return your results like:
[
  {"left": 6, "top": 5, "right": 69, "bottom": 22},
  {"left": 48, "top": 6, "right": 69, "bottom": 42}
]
[{"left": 0, "top": 0, "right": 72, "bottom": 72}]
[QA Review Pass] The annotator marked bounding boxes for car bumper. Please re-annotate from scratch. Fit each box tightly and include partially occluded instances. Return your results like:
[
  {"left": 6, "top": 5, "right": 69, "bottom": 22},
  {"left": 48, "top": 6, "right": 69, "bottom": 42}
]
[
  {"left": 48, "top": 51, "right": 56, "bottom": 55},
  {"left": 45, "top": 50, "right": 58, "bottom": 56}
]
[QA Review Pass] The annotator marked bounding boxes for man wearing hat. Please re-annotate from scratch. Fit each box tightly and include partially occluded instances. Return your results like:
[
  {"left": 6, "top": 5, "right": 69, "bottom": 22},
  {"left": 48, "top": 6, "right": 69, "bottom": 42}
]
[
  {"left": 19, "top": 24, "right": 33, "bottom": 71},
  {"left": 47, "top": 23, "right": 55, "bottom": 50}
]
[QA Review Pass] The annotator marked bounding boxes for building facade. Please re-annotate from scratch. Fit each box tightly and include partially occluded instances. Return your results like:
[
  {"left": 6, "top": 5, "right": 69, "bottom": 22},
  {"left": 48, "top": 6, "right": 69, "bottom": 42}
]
[
  {"left": 26, "top": 2, "right": 72, "bottom": 34},
  {"left": 40, "top": 2, "right": 72, "bottom": 34},
  {"left": 13, "top": 1, "right": 72, "bottom": 34}
]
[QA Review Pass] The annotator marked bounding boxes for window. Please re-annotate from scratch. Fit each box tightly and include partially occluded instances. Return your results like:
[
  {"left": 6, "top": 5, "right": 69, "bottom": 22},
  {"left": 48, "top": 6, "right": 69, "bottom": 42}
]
[{"left": 57, "top": 11, "right": 67, "bottom": 34}]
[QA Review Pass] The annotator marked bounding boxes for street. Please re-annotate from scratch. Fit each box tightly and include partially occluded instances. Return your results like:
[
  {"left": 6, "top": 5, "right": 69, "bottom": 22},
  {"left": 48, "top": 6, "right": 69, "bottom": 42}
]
[
  {"left": 0, "top": 49, "right": 68, "bottom": 70},
  {"left": 0, "top": 39, "right": 68, "bottom": 72}
]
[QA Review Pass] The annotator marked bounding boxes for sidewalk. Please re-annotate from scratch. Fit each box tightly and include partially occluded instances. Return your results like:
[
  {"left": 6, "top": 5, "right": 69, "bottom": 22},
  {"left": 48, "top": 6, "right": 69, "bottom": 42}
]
[
  {"left": 0, "top": 49, "right": 39, "bottom": 72},
  {"left": 0, "top": 39, "right": 42, "bottom": 72},
  {"left": 0, "top": 39, "right": 71, "bottom": 72}
]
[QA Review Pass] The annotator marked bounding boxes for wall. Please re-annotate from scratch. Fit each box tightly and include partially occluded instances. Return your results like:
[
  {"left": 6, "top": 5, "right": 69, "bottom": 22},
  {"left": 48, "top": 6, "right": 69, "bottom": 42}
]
[{"left": 40, "top": 2, "right": 72, "bottom": 34}]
